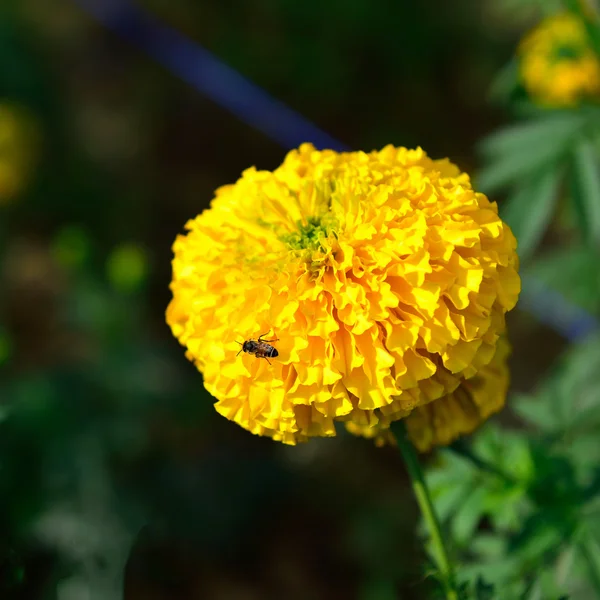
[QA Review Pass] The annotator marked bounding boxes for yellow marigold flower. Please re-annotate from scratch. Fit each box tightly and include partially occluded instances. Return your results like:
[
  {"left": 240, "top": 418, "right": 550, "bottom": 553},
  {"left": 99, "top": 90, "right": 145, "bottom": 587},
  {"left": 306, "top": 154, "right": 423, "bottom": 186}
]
[
  {"left": 167, "top": 144, "right": 520, "bottom": 448},
  {"left": 518, "top": 12, "right": 600, "bottom": 107},
  {"left": 0, "top": 103, "right": 38, "bottom": 203}
]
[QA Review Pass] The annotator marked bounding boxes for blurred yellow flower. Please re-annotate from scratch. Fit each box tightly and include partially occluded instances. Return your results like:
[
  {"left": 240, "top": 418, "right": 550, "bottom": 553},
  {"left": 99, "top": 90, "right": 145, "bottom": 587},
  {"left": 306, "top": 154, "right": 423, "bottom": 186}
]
[
  {"left": 518, "top": 12, "right": 600, "bottom": 107},
  {"left": 0, "top": 103, "right": 38, "bottom": 203},
  {"left": 167, "top": 144, "right": 520, "bottom": 448}
]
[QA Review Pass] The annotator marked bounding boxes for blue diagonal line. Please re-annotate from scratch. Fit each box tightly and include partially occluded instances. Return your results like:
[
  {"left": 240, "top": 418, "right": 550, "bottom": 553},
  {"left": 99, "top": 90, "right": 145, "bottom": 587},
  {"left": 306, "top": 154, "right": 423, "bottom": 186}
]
[
  {"left": 73, "top": 0, "right": 348, "bottom": 152},
  {"left": 74, "top": 0, "right": 599, "bottom": 342},
  {"left": 519, "top": 277, "right": 599, "bottom": 341}
]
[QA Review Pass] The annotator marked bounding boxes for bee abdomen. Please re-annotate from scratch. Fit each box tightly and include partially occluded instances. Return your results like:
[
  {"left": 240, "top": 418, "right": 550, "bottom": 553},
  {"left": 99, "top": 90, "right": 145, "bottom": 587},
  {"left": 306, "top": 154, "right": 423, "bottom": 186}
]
[{"left": 267, "top": 347, "right": 279, "bottom": 358}]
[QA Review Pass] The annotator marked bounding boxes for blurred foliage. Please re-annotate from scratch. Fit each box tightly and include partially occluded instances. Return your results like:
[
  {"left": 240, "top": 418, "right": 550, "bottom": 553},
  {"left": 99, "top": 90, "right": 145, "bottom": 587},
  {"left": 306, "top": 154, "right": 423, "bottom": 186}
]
[
  {"left": 478, "top": 1, "right": 600, "bottom": 262},
  {"left": 523, "top": 244, "right": 600, "bottom": 314},
  {"left": 427, "top": 334, "right": 600, "bottom": 598},
  {"left": 1, "top": 0, "right": 600, "bottom": 599},
  {"left": 422, "top": 2, "right": 600, "bottom": 598}
]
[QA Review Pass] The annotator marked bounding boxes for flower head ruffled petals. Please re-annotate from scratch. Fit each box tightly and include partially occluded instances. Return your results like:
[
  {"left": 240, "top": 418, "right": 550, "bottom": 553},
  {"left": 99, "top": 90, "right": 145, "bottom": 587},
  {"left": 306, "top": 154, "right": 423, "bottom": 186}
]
[{"left": 167, "top": 144, "right": 520, "bottom": 448}]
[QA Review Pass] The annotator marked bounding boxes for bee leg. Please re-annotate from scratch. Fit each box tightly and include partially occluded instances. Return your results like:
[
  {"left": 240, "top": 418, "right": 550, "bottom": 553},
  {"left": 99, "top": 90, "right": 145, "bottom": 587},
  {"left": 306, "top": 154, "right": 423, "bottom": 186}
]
[
  {"left": 265, "top": 356, "right": 272, "bottom": 365},
  {"left": 259, "top": 331, "right": 278, "bottom": 343}
]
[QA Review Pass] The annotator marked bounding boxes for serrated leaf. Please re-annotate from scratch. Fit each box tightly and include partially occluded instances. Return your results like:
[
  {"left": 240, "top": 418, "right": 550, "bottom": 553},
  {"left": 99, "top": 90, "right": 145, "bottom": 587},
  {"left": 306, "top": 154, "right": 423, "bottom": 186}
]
[
  {"left": 477, "top": 114, "right": 584, "bottom": 194},
  {"left": 529, "top": 333, "right": 600, "bottom": 439},
  {"left": 532, "top": 568, "right": 571, "bottom": 600},
  {"left": 500, "top": 166, "right": 562, "bottom": 260},
  {"left": 427, "top": 450, "right": 477, "bottom": 488},
  {"left": 558, "top": 334, "right": 600, "bottom": 397},
  {"left": 430, "top": 480, "right": 475, "bottom": 524},
  {"left": 567, "top": 437, "right": 600, "bottom": 476},
  {"left": 512, "top": 394, "right": 561, "bottom": 432},
  {"left": 473, "top": 426, "right": 534, "bottom": 483},
  {"left": 571, "top": 138, "right": 600, "bottom": 247},
  {"left": 452, "top": 486, "right": 487, "bottom": 546},
  {"left": 523, "top": 246, "right": 600, "bottom": 314},
  {"left": 479, "top": 113, "right": 585, "bottom": 160},
  {"left": 485, "top": 485, "right": 531, "bottom": 531},
  {"left": 554, "top": 545, "right": 576, "bottom": 593},
  {"left": 577, "top": 538, "right": 600, "bottom": 597},
  {"left": 427, "top": 451, "right": 482, "bottom": 526},
  {"left": 508, "top": 513, "right": 565, "bottom": 562},
  {"left": 471, "top": 534, "right": 507, "bottom": 560},
  {"left": 460, "top": 557, "right": 522, "bottom": 592},
  {"left": 565, "top": 404, "right": 600, "bottom": 440}
]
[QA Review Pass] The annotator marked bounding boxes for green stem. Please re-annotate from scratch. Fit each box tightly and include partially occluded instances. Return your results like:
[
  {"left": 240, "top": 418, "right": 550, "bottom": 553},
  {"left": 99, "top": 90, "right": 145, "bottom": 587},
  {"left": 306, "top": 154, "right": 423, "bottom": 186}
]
[
  {"left": 579, "top": 537, "right": 600, "bottom": 597},
  {"left": 391, "top": 421, "right": 458, "bottom": 600}
]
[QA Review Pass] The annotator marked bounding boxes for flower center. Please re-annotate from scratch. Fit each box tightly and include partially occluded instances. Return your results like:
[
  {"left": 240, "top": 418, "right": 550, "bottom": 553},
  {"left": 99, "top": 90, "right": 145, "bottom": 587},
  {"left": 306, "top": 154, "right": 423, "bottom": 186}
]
[
  {"left": 553, "top": 43, "right": 582, "bottom": 61},
  {"left": 280, "top": 215, "right": 338, "bottom": 252}
]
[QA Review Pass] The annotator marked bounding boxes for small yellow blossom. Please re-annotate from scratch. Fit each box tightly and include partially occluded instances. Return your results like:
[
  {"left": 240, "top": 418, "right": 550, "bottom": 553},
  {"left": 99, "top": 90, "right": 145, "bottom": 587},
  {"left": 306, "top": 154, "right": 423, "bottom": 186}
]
[
  {"left": 0, "top": 103, "right": 37, "bottom": 203},
  {"left": 518, "top": 12, "right": 600, "bottom": 107},
  {"left": 167, "top": 144, "right": 520, "bottom": 448}
]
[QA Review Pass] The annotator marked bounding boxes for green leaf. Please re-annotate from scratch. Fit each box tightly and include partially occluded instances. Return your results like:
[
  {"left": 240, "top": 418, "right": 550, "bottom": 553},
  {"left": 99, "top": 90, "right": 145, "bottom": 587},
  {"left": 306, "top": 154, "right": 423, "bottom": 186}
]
[
  {"left": 512, "top": 393, "right": 562, "bottom": 432},
  {"left": 452, "top": 486, "right": 487, "bottom": 546},
  {"left": 508, "top": 515, "right": 564, "bottom": 564},
  {"left": 473, "top": 426, "right": 534, "bottom": 483},
  {"left": 427, "top": 450, "right": 476, "bottom": 486},
  {"left": 571, "top": 139, "right": 600, "bottom": 248},
  {"left": 427, "top": 451, "right": 478, "bottom": 524},
  {"left": 500, "top": 166, "right": 562, "bottom": 260},
  {"left": 479, "top": 114, "right": 585, "bottom": 160},
  {"left": 577, "top": 538, "right": 600, "bottom": 598},
  {"left": 457, "top": 580, "right": 471, "bottom": 600},
  {"left": 477, "top": 113, "right": 584, "bottom": 194},
  {"left": 430, "top": 479, "right": 474, "bottom": 525},
  {"left": 523, "top": 246, "right": 600, "bottom": 313},
  {"left": 484, "top": 485, "right": 531, "bottom": 531},
  {"left": 471, "top": 534, "right": 507, "bottom": 560},
  {"left": 474, "top": 576, "right": 496, "bottom": 600},
  {"left": 488, "top": 58, "right": 519, "bottom": 105},
  {"left": 460, "top": 557, "right": 522, "bottom": 594},
  {"left": 512, "top": 333, "right": 600, "bottom": 484},
  {"left": 535, "top": 333, "right": 600, "bottom": 437}
]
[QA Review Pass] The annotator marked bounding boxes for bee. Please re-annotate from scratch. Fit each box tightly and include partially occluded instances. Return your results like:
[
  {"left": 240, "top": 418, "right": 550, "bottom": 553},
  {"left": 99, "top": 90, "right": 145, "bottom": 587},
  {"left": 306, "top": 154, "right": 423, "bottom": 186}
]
[{"left": 236, "top": 331, "right": 279, "bottom": 365}]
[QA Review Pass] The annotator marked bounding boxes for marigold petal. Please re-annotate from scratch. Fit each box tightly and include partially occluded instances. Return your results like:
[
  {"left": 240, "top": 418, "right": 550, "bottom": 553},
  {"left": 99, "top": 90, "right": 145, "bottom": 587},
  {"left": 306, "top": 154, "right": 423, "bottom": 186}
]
[{"left": 167, "top": 144, "right": 520, "bottom": 448}]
